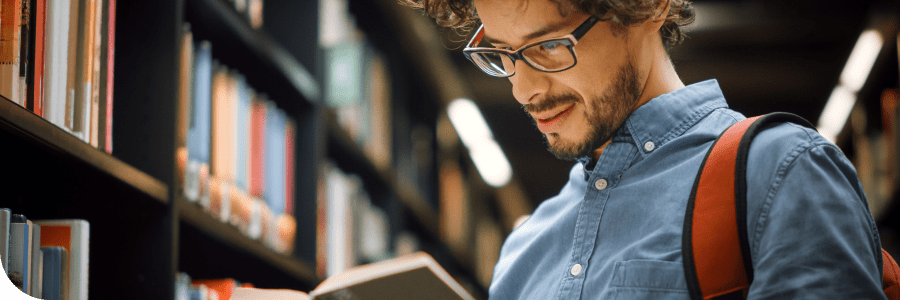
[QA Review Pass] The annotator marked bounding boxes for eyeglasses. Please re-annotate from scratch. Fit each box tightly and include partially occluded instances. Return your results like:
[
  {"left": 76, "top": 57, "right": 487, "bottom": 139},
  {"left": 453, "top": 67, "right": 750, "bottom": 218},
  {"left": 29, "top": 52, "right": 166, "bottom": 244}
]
[{"left": 463, "top": 17, "right": 600, "bottom": 78}]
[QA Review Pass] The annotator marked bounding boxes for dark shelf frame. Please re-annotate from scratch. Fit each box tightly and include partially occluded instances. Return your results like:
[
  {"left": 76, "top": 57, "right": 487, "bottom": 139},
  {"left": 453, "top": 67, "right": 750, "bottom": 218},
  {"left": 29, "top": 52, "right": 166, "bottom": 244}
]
[{"left": 0, "top": 98, "right": 168, "bottom": 203}]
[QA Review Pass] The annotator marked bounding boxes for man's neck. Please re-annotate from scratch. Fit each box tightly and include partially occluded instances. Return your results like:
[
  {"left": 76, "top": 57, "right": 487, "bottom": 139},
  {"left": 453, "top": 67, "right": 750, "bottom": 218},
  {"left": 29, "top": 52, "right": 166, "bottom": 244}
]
[{"left": 591, "top": 38, "right": 684, "bottom": 161}]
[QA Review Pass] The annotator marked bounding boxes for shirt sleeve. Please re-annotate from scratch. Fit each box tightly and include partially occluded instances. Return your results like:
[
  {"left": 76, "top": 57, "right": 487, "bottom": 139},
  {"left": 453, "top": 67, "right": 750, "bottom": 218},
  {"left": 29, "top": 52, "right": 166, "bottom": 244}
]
[{"left": 744, "top": 124, "right": 885, "bottom": 299}]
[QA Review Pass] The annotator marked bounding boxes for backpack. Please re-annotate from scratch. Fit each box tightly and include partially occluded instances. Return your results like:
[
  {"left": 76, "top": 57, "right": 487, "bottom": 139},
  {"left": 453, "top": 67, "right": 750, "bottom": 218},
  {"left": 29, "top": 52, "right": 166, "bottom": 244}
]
[{"left": 681, "top": 112, "right": 900, "bottom": 299}]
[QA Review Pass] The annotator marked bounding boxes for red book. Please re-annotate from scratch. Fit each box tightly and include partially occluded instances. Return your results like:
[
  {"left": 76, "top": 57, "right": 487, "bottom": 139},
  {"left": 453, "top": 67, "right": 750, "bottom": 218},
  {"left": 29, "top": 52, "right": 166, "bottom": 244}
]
[
  {"left": 32, "top": 0, "right": 46, "bottom": 116},
  {"left": 250, "top": 96, "right": 266, "bottom": 198}
]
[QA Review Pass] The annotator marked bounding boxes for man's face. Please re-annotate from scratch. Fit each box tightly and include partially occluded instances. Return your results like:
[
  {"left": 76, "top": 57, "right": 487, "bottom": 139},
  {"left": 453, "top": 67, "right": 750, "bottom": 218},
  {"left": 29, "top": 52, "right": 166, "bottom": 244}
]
[{"left": 474, "top": 0, "right": 647, "bottom": 160}]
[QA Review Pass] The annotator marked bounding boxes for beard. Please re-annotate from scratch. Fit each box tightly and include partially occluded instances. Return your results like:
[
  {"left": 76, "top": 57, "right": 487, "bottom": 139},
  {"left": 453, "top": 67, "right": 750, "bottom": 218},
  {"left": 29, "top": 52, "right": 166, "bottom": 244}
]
[{"left": 524, "top": 60, "right": 641, "bottom": 161}]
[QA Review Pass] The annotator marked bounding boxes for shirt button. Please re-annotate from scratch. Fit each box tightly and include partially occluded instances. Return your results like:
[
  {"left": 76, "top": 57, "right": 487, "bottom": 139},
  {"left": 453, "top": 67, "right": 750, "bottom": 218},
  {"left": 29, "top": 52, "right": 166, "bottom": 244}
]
[
  {"left": 644, "top": 141, "right": 656, "bottom": 152},
  {"left": 571, "top": 264, "right": 583, "bottom": 276},
  {"left": 595, "top": 179, "right": 608, "bottom": 190}
]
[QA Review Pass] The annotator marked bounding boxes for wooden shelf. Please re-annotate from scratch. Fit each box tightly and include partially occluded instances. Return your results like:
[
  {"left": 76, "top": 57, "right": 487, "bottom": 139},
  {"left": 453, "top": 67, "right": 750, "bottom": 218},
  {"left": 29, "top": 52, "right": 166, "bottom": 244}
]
[
  {"left": 0, "top": 98, "right": 168, "bottom": 204},
  {"left": 177, "top": 197, "right": 318, "bottom": 286}
]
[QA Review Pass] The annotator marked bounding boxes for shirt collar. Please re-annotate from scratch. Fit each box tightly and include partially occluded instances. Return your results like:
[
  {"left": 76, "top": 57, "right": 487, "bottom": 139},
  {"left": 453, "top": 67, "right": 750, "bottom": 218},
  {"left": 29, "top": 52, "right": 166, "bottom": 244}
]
[{"left": 579, "top": 79, "right": 728, "bottom": 168}]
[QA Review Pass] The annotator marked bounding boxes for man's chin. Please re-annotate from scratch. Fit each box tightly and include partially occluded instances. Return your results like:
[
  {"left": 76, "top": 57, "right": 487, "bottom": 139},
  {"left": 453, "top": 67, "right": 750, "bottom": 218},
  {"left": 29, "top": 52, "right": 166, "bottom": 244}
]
[{"left": 544, "top": 134, "right": 591, "bottom": 161}]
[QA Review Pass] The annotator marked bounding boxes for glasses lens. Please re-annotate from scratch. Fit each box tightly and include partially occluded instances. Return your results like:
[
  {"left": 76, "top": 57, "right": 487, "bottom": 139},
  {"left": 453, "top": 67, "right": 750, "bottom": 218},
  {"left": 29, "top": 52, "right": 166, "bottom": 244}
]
[
  {"left": 469, "top": 51, "right": 514, "bottom": 77},
  {"left": 522, "top": 39, "right": 575, "bottom": 71}
]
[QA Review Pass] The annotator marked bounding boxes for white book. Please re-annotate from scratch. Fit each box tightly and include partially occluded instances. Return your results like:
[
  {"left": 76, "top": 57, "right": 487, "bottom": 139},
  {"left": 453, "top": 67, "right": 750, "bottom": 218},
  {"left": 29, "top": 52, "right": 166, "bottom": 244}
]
[
  {"left": 0, "top": 208, "right": 10, "bottom": 274},
  {"left": 34, "top": 219, "right": 89, "bottom": 300},
  {"left": 44, "top": 0, "right": 72, "bottom": 129}
]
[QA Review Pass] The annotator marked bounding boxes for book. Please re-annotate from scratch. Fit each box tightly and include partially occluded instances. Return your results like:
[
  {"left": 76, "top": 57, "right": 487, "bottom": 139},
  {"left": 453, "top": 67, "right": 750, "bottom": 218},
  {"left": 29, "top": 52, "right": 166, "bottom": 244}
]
[
  {"left": 187, "top": 40, "right": 212, "bottom": 205},
  {"left": 231, "top": 252, "right": 474, "bottom": 300},
  {"left": 1, "top": 0, "right": 23, "bottom": 106},
  {"left": 40, "top": 246, "right": 67, "bottom": 300},
  {"left": 192, "top": 278, "right": 238, "bottom": 300},
  {"left": 35, "top": 219, "right": 89, "bottom": 300},
  {"left": 30, "top": 0, "right": 46, "bottom": 117},
  {"left": 42, "top": 0, "right": 70, "bottom": 129},
  {"left": 0, "top": 208, "right": 10, "bottom": 274},
  {"left": 28, "top": 223, "right": 41, "bottom": 297},
  {"left": 8, "top": 214, "right": 30, "bottom": 292},
  {"left": 178, "top": 23, "right": 194, "bottom": 201},
  {"left": 99, "top": 0, "right": 114, "bottom": 153}
]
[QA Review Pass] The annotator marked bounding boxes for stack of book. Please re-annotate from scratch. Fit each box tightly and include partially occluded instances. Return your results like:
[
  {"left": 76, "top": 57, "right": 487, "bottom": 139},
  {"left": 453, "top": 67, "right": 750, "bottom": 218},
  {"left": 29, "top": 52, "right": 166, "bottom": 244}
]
[
  {"left": 0, "top": 208, "right": 89, "bottom": 300},
  {"left": 176, "top": 24, "right": 296, "bottom": 255},
  {"left": 0, "top": 0, "right": 116, "bottom": 153}
]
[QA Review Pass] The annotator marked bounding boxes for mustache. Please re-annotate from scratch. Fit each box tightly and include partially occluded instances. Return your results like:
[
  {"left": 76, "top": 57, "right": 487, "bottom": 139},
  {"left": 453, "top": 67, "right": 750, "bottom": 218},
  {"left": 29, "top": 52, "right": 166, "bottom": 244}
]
[{"left": 522, "top": 93, "right": 579, "bottom": 115}]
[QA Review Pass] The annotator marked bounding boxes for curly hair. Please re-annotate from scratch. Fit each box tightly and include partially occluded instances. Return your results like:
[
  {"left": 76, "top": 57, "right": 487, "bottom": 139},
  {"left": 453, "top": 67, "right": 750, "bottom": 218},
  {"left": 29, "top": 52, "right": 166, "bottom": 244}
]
[{"left": 401, "top": 0, "right": 695, "bottom": 47}]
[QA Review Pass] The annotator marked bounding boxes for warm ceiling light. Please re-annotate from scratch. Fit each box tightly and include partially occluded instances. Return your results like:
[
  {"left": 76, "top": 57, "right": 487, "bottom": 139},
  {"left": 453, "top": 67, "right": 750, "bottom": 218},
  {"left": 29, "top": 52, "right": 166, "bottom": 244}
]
[
  {"left": 840, "top": 29, "right": 884, "bottom": 92},
  {"left": 448, "top": 98, "right": 513, "bottom": 187}
]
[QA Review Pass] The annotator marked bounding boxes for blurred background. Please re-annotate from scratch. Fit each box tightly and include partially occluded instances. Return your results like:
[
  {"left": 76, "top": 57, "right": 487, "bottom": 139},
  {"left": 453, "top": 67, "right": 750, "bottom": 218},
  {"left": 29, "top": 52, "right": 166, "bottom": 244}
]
[{"left": 2, "top": 0, "right": 898, "bottom": 299}]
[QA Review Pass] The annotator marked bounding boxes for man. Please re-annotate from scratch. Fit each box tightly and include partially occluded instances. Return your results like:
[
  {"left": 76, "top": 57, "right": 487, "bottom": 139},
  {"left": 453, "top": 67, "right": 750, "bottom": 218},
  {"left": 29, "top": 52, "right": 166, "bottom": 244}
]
[{"left": 403, "top": 0, "right": 885, "bottom": 298}]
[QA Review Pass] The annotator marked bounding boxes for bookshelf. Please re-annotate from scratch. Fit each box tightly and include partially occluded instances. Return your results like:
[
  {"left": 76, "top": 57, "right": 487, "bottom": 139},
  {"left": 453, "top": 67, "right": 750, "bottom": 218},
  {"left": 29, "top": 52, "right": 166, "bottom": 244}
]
[{"left": 1, "top": 0, "right": 494, "bottom": 299}]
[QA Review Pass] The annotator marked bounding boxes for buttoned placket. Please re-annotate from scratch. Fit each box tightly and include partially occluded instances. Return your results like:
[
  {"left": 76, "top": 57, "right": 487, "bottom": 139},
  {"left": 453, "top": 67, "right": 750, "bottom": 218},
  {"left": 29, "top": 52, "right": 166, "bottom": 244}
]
[{"left": 558, "top": 141, "right": 638, "bottom": 299}]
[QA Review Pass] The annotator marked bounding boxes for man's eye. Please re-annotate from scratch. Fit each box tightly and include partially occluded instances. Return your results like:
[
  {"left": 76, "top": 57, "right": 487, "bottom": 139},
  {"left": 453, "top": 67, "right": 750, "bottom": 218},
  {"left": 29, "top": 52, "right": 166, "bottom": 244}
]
[{"left": 538, "top": 41, "right": 564, "bottom": 52}]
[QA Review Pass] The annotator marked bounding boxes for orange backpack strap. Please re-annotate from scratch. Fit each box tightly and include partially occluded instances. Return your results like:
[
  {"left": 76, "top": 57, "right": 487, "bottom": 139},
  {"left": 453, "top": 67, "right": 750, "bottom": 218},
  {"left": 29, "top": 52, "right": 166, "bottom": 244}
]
[
  {"left": 682, "top": 113, "right": 814, "bottom": 300},
  {"left": 884, "top": 249, "right": 900, "bottom": 299}
]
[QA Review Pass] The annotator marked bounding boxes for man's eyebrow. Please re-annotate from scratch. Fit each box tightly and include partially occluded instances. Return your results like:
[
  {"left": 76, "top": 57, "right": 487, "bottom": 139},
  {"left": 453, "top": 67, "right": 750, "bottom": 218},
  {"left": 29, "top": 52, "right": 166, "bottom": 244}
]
[{"left": 482, "top": 21, "right": 572, "bottom": 47}]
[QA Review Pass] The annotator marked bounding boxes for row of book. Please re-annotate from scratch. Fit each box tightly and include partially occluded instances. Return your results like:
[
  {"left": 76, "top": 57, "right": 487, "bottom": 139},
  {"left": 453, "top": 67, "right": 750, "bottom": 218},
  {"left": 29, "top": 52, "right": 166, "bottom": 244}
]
[
  {"left": 175, "top": 273, "right": 254, "bottom": 300},
  {"left": 0, "top": 208, "right": 89, "bottom": 300},
  {"left": 176, "top": 24, "right": 295, "bottom": 255},
  {"left": 1, "top": 0, "right": 116, "bottom": 153},
  {"left": 316, "top": 162, "right": 392, "bottom": 279}
]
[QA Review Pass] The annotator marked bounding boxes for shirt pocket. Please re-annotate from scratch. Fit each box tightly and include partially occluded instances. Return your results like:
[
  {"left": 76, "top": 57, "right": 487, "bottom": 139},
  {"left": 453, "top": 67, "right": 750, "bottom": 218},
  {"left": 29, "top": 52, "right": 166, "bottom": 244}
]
[{"left": 607, "top": 260, "right": 690, "bottom": 300}]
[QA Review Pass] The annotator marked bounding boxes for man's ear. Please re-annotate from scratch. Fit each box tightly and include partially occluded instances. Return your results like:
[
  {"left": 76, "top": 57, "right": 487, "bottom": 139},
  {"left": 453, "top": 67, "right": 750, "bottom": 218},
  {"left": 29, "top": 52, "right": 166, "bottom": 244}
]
[{"left": 644, "top": 0, "right": 670, "bottom": 32}]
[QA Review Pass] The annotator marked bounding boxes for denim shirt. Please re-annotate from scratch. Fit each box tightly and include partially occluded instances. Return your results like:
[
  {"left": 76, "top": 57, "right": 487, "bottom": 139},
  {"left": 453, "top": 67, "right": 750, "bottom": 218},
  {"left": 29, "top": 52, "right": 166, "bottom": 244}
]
[{"left": 489, "top": 79, "right": 885, "bottom": 300}]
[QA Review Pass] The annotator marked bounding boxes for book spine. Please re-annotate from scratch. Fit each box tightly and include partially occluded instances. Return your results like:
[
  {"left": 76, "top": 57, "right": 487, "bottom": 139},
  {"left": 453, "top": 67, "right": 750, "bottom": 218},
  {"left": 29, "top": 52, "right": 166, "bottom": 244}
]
[
  {"left": 178, "top": 24, "right": 193, "bottom": 200},
  {"left": 88, "top": 0, "right": 101, "bottom": 148},
  {"left": 32, "top": 0, "right": 45, "bottom": 116},
  {"left": 103, "top": 0, "right": 113, "bottom": 152},
  {"left": 194, "top": 41, "right": 212, "bottom": 207},
  {"left": 29, "top": 224, "right": 41, "bottom": 297},
  {"left": 42, "top": 0, "right": 69, "bottom": 129},
  {"left": 249, "top": 95, "right": 266, "bottom": 198},
  {"left": 63, "top": 0, "right": 80, "bottom": 133},
  {"left": 41, "top": 247, "right": 65, "bottom": 300},
  {"left": 10, "top": 214, "right": 30, "bottom": 293},
  {"left": 1, "top": 0, "right": 23, "bottom": 105},
  {"left": 0, "top": 208, "right": 10, "bottom": 274},
  {"left": 20, "top": 0, "right": 31, "bottom": 111}
]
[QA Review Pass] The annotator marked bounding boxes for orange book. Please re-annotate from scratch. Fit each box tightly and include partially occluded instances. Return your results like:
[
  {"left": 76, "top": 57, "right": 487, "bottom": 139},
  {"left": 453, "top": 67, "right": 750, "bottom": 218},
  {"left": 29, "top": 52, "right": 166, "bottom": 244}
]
[
  {"left": 1, "top": 0, "right": 23, "bottom": 104},
  {"left": 193, "top": 278, "right": 238, "bottom": 300},
  {"left": 249, "top": 95, "right": 266, "bottom": 198},
  {"left": 211, "top": 66, "right": 236, "bottom": 183}
]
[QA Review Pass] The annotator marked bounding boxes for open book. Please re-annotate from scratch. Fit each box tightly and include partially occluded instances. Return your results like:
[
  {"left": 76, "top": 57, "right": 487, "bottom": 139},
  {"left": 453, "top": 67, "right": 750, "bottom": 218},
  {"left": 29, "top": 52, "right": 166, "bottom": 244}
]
[{"left": 231, "top": 252, "right": 475, "bottom": 300}]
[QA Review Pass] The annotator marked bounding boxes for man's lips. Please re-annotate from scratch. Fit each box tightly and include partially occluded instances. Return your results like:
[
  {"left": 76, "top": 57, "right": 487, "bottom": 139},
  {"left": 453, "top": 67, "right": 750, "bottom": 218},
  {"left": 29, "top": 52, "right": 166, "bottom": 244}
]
[{"left": 534, "top": 104, "right": 575, "bottom": 133}]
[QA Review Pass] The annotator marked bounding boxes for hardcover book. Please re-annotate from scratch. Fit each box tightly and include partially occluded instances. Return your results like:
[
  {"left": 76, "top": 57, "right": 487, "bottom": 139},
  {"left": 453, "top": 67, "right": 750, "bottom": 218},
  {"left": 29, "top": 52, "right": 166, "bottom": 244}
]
[{"left": 231, "top": 252, "right": 474, "bottom": 300}]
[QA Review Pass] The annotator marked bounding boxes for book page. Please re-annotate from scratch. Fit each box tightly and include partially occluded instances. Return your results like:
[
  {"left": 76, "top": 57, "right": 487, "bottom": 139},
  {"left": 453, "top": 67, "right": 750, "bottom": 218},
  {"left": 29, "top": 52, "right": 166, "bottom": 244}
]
[{"left": 310, "top": 252, "right": 474, "bottom": 300}]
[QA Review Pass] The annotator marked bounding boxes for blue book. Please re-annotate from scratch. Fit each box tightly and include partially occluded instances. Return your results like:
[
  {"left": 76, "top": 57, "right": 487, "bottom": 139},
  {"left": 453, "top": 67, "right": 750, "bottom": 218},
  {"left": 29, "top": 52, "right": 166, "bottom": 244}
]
[
  {"left": 41, "top": 247, "right": 66, "bottom": 300},
  {"left": 235, "top": 74, "right": 252, "bottom": 191},
  {"left": 188, "top": 40, "right": 213, "bottom": 204},
  {"left": 9, "top": 214, "right": 29, "bottom": 293},
  {"left": 264, "top": 103, "right": 286, "bottom": 215}
]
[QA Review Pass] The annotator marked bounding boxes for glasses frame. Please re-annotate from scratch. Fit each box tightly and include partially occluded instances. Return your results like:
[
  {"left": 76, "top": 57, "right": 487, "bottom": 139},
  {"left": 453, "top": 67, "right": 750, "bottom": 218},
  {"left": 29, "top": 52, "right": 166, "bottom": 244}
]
[{"left": 463, "top": 16, "right": 600, "bottom": 78}]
